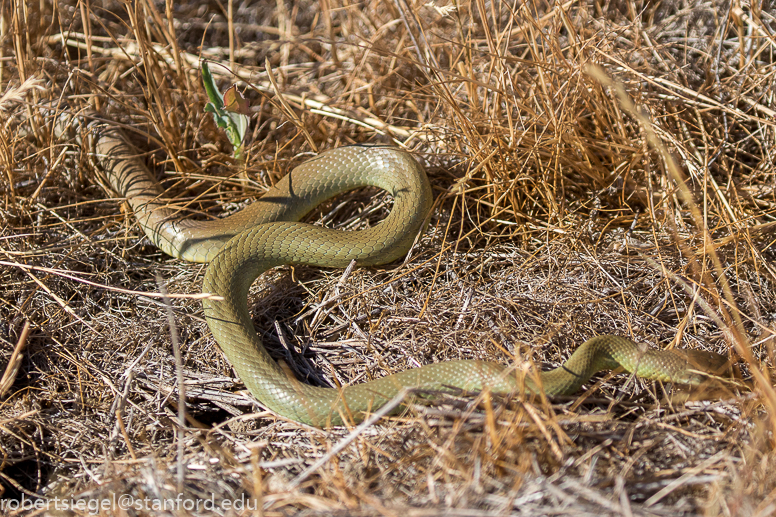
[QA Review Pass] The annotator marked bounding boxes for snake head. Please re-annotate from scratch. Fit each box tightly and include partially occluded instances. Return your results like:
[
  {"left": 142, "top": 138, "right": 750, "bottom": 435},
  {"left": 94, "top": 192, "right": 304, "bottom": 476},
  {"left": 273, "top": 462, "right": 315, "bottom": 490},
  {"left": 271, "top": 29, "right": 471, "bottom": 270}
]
[{"left": 670, "top": 349, "right": 745, "bottom": 398}]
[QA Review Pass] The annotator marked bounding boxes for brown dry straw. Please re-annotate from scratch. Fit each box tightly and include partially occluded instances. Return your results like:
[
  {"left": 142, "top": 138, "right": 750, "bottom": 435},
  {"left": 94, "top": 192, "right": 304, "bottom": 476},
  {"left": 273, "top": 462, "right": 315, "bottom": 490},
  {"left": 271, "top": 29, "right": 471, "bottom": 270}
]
[{"left": 0, "top": 0, "right": 774, "bottom": 515}]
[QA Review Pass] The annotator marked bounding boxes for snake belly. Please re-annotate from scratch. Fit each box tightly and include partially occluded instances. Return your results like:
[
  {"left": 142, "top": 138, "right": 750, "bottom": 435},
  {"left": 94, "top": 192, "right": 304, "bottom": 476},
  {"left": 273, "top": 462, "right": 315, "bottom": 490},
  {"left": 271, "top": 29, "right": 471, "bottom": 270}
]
[{"left": 90, "top": 122, "right": 730, "bottom": 427}]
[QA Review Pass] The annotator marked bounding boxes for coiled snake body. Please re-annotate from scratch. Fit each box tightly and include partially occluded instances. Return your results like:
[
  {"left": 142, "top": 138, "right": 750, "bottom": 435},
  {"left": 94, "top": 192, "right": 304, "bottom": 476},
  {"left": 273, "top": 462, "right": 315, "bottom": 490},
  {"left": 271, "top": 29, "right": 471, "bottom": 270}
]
[{"left": 85, "top": 119, "right": 730, "bottom": 426}]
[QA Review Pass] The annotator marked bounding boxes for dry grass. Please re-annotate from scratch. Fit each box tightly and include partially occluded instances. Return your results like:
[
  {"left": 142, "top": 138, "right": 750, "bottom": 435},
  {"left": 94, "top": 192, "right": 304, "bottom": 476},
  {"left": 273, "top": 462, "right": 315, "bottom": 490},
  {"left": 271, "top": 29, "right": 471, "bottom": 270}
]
[{"left": 0, "top": 0, "right": 775, "bottom": 515}]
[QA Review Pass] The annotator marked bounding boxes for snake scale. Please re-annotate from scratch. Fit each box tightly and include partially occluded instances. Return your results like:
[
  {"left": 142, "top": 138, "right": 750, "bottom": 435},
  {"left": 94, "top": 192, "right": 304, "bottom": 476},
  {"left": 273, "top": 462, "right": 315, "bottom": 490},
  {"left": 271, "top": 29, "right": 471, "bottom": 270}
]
[{"left": 78, "top": 115, "right": 731, "bottom": 427}]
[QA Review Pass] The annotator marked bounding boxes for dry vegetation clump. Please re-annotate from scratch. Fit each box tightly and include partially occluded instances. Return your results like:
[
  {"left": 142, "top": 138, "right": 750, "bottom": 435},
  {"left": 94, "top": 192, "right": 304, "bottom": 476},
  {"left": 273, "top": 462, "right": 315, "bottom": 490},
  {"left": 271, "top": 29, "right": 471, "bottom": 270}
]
[{"left": 0, "top": 0, "right": 774, "bottom": 515}]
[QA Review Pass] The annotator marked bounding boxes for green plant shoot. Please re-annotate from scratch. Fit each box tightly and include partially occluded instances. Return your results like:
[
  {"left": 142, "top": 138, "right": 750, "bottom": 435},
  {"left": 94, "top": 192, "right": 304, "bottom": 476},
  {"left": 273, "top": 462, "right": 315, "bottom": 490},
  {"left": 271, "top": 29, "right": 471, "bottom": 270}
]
[{"left": 201, "top": 61, "right": 250, "bottom": 160}]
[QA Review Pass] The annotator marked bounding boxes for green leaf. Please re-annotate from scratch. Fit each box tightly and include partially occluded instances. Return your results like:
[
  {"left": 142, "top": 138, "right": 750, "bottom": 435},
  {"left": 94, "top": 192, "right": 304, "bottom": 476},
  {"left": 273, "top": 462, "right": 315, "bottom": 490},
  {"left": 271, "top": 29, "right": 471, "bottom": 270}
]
[
  {"left": 200, "top": 61, "right": 250, "bottom": 160},
  {"left": 201, "top": 62, "right": 224, "bottom": 108}
]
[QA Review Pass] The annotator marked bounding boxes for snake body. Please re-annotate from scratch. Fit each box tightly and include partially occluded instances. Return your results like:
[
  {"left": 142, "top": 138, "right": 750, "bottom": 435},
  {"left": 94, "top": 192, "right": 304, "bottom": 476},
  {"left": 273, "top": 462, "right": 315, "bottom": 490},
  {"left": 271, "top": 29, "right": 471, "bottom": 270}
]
[{"left": 86, "top": 120, "right": 730, "bottom": 426}]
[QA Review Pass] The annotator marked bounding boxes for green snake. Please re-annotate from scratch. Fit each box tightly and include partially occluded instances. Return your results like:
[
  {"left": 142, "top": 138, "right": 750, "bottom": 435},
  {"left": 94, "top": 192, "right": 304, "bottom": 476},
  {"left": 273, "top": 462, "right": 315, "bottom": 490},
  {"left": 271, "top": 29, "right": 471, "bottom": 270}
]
[{"left": 81, "top": 117, "right": 731, "bottom": 427}]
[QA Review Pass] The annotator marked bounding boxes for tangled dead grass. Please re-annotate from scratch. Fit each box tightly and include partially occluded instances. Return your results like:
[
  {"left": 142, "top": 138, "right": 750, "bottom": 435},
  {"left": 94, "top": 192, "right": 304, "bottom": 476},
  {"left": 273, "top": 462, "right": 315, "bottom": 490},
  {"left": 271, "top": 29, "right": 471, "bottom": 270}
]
[{"left": 0, "top": 0, "right": 775, "bottom": 515}]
